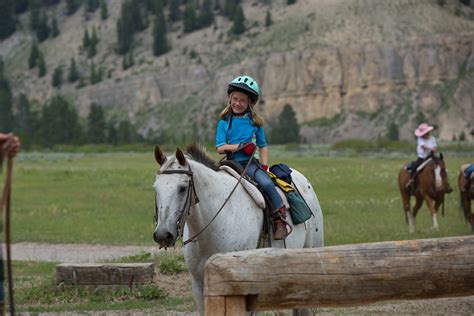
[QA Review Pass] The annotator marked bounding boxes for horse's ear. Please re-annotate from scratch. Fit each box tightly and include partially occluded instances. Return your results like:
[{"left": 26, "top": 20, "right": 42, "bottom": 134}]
[
  {"left": 154, "top": 145, "right": 167, "bottom": 166},
  {"left": 176, "top": 148, "right": 186, "bottom": 166}
]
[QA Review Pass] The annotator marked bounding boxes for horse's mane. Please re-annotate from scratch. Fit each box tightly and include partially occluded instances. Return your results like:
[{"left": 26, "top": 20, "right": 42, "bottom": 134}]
[{"left": 186, "top": 143, "right": 219, "bottom": 171}]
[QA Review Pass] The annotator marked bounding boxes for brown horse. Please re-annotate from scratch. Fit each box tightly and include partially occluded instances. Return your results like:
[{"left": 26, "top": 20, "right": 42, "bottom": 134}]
[
  {"left": 458, "top": 168, "right": 474, "bottom": 231},
  {"left": 398, "top": 153, "right": 453, "bottom": 233}
]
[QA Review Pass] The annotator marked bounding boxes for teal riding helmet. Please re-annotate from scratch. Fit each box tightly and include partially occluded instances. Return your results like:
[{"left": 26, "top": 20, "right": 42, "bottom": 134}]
[{"left": 227, "top": 75, "right": 260, "bottom": 103}]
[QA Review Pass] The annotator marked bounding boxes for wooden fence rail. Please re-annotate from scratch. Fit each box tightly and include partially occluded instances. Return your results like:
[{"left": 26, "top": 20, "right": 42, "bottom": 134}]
[{"left": 204, "top": 236, "right": 474, "bottom": 315}]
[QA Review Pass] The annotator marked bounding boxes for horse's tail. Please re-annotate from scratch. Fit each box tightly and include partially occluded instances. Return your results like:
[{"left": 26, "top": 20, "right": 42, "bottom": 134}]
[{"left": 442, "top": 199, "right": 445, "bottom": 217}]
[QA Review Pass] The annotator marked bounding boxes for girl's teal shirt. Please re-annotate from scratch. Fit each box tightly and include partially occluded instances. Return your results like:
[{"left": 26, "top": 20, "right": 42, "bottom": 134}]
[{"left": 215, "top": 113, "right": 267, "bottom": 163}]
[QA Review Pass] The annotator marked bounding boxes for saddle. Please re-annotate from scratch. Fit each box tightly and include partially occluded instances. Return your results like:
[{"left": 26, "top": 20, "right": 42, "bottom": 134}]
[
  {"left": 405, "top": 158, "right": 433, "bottom": 173},
  {"left": 218, "top": 161, "right": 312, "bottom": 225},
  {"left": 218, "top": 163, "right": 266, "bottom": 209}
]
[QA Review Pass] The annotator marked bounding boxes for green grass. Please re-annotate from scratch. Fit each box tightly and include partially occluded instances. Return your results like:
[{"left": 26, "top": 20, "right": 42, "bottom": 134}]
[
  {"left": 13, "top": 254, "right": 192, "bottom": 313},
  {"left": 5, "top": 146, "right": 473, "bottom": 313},
  {"left": 8, "top": 147, "right": 472, "bottom": 245}
]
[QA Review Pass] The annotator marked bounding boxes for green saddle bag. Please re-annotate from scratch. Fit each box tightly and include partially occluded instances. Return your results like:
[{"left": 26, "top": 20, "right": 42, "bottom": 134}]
[{"left": 285, "top": 190, "right": 313, "bottom": 225}]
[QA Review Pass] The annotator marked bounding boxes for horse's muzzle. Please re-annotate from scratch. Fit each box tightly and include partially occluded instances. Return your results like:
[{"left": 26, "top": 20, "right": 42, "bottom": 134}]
[
  {"left": 153, "top": 228, "right": 176, "bottom": 248},
  {"left": 445, "top": 186, "right": 453, "bottom": 194}
]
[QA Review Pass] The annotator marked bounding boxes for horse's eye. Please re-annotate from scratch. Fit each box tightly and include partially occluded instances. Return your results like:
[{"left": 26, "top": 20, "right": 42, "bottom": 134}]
[{"left": 178, "top": 186, "right": 186, "bottom": 194}]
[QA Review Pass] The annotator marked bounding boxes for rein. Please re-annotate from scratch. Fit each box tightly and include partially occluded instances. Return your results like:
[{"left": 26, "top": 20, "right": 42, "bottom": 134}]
[
  {"left": 182, "top": 152, "right": 255, "bottom": 246},
  {"left": 0, "top": 156, "right": 15, "bottom": 315}
]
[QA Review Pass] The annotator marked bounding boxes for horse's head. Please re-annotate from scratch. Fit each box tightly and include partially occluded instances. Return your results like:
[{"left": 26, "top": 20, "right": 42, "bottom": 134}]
[
  {"left": 152, "top": 145, "right": 195, "bottom": 248},
  {"left": 432, "top": 153, "right": 453, "bottom": 194}
]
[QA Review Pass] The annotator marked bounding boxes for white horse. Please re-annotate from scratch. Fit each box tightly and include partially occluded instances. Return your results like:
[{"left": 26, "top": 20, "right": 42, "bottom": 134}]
[{"left": 152, "top": 144, "right": 324, "bottom": 315}]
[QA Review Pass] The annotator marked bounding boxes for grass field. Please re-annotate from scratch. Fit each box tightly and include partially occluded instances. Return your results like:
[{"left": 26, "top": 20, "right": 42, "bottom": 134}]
[
  {"left": 5, "top": 146, "right": 473, "bottom": 313},
  {"left": 10, "top": 147, "right": 472, "bottom": 246}
]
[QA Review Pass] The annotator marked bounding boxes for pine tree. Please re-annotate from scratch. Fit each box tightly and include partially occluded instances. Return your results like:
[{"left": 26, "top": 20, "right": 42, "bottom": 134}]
[
  {"left": 386, "top": 121, "right": 399, "bottom": 141},
  {"left": 117, "top": 120, "right": 132, "bottom": 144},
  {"left": 68, "top": 57, "right": 80, "bottom": 82},
  {"left": 231, "top": 4, "right": 245, "bottom": 35},
  {"left": 16, "top": 93, "right": 36, "bottom": 147},
  {"left": 66, "top": 0, "right": 81, "bottom": 15},
  {"left": 87, "top": 103, "right": 106, "bottom": 143},
  {"left": 265, "top": 10, "right": 272, "bottom": 27},
  {"left": 83, "top": 28, "right": 90, "bottom": 48},
  {"left": 51, "top": 15, "right": 59, "bottom": 37},
  {"left": 271, "top": 104, "right": 300, "bottom": 144},
  {"left": 40, "top": 95, "right": 83, "bottom": 146},
  {"left": 86, "top": 0, "right": 99, "bottom": 12},
  {"left": 37, "top": 52, "right": 47, "bottom": 77},
  {"left": 224, "top": 0, "right": 238, "bottom": 19},
  {"left": 0, "top": 58, "right": 14, "bottom": 133},
  {"left": 153, "top": 12, "right": 169, "bottom": 56},
  {"left": 29, "top": 0, "right": 40, "bottom": 30},
  {"left": 107, "top": 121, "right": 118, "bottom": 144},
  {"left": 100, "top": 0, "right": 108, "bottom": 20},
  {"left": 183, "top": 1, "right": 196, "bottom": 32},
  {"left": 198, "top": 0, "right": 214, "bottom": 28},
  {"left": 29, "top": 41, "right": 40, "bottom": 69},
  {"left": 88, "top": 27, "right": 98, "bottom": 58},
  {"left": 52, "top": 66, "right": 63, "bottom": 88},
  {"left": 36, "top": 10, "right": 51, "bottom": 42},
  {"left": 0, "top": 0, "right": 16, "bottom": 40},
  {"left": 116, "top": 9, "right": 133, "bottom": 54},
  {"left": 90, "top": 61, "right": 98, "bottom": 84},
  {"left": 15, "top": 0, "right": 29, "bottom": 14},
  {"left": 169, "top": 0, "right": 180, "bottom": 22}
]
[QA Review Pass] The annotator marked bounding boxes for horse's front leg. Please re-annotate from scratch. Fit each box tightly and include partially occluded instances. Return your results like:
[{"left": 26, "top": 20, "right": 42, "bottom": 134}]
[
  {"left": 424, "top": 196, "right": 439, "bottom": 231},
  {"left": 191, "top": 276, "right": 204, "bottom": 315}
]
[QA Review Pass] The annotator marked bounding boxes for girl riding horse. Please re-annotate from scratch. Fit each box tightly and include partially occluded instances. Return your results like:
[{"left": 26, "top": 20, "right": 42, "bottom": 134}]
[
  {"left": 406, "top": 123, "right": 437, "bottom": 191},
  {"left": 215, "top": 75, "right": 289, "bottom": 239}
]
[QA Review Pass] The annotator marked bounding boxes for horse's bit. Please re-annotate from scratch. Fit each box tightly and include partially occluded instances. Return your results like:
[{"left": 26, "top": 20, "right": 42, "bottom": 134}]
[{"left": 155, "top": 165, "right": 199, "bottom": 240}]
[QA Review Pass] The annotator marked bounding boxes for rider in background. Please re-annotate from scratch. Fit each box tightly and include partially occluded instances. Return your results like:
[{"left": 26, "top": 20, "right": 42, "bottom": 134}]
[
  {"left": 406, "top": 123, "right": 437, "bottom": 189},
  {"left": 215, "top": 75, "right": 289, "bottom": 240},
  {"left": 460, "top": 127, "right": 474, "bottom": 192}
]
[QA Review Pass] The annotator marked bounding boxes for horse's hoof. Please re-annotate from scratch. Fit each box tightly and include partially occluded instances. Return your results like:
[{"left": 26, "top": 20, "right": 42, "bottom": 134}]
[{"left": 431, "top": 227, "right": 439, "bottom": 231}]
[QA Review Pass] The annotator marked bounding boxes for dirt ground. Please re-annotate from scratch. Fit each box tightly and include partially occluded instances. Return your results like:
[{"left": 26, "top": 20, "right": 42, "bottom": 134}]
[{"left": 11, "top": 243, "right": 474, "bottom": 315}]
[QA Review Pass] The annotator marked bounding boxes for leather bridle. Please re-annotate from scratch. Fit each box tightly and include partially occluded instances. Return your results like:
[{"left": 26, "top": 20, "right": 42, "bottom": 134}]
[
  {"left": 155, "top": 166, "right": 199, "bottom": 241},
  {"left": 154, "top": 148, "right": 257, "bottom": 246}
]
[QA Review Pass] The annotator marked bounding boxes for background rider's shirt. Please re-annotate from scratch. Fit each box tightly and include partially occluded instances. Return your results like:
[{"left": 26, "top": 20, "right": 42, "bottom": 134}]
[
  {"left": 417, "top": 136, "right": 437, "bottom": 159},
  {"left": 216, "top": 113, "right": 267, "bottom": 163}
]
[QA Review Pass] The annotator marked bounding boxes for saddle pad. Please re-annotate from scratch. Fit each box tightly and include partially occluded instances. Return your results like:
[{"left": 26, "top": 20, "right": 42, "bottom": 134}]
[
  {"left": 219, "top": 165, "right": 266, "bottom": 209},
  {"left": 417, "top": 158, "right": 432, "bottom": 172}
]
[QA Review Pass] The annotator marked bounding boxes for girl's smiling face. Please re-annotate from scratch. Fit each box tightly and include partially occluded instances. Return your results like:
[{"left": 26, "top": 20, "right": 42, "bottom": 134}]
[{"left": 229, "top": 91, "right": 250, "bottom": 114}]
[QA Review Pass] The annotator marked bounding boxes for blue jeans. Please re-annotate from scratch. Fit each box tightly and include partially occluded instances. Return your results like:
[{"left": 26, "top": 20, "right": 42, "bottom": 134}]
[
  {"left": 465, "top": 164, "right": 474, "bottom": 178},
  {"left": 240, "top": 160, "right": 283, "bottom": 210}
]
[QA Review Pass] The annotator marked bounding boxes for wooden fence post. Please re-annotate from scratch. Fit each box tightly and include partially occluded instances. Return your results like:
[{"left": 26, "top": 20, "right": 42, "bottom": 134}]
[{"left": 204, "top": 236, "right": 474, "bottom": 314}]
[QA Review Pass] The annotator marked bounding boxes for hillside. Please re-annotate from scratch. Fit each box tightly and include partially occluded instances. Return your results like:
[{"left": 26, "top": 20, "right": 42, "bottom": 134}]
[{"left": 1, "top": 0, "right": 474, "bottom": 143}]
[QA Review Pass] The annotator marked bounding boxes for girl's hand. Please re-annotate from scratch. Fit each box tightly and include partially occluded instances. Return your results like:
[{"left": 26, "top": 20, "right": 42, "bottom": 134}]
[{"left": 237, "top": 142, "right": 256, "bottom": 155}]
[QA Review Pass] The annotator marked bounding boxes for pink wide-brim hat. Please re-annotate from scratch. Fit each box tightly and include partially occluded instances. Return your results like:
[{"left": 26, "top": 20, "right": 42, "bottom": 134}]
[{"left": 414, "top": 123, "right": 434, "bottom": 137}]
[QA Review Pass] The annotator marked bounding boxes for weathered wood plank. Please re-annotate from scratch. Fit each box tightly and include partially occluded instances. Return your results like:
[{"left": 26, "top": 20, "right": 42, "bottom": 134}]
[
  {"left": 55, "top": 263, "right": 155, "bottom": 286},
  {"left": 204, "top": 236, "right": 474, "bottom": 311},
  {"left": 225, "top": 296, "right": 246, "bottom": 316},
  {"left": 205, "top": 296, "right": 226, "bottom": 316}
]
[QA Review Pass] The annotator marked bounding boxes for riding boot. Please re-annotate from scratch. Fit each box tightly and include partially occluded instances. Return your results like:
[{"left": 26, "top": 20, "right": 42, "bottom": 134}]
[{"left": 272, "top": 206, "right": 289, "bottom": 240}]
